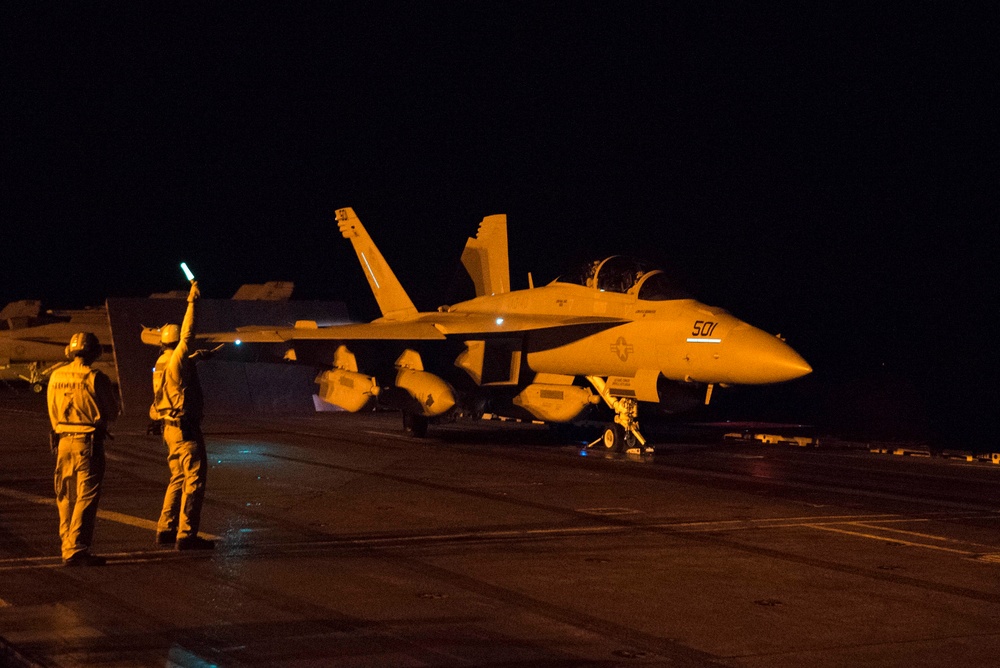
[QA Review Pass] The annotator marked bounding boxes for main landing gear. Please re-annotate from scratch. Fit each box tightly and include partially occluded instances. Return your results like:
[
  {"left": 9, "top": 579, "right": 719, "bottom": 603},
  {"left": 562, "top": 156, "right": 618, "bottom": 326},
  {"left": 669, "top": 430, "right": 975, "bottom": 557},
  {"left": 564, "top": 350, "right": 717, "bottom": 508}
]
[
  {"left": 19, "top": 361, "right": 54, "bottom": 393},
  {"left": 586, "top": 376, "right": 653, "bottom": 455}
]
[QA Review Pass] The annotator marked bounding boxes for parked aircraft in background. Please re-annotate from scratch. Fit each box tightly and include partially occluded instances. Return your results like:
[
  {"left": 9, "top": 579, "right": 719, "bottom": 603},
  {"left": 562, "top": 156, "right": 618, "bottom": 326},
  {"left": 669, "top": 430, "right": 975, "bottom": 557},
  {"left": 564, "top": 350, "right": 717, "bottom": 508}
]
[
  {"left": 179, "top": 208, "right": 811, "bottom": 453},
  {"left": 0, "top": 300, "right": 115, "bottom": 390},
  {"left": 2, "top": 282, "right": 295, "bottom": 392},
  {"left": 147, "top": 281, "right": 295, "bottom": 301}
]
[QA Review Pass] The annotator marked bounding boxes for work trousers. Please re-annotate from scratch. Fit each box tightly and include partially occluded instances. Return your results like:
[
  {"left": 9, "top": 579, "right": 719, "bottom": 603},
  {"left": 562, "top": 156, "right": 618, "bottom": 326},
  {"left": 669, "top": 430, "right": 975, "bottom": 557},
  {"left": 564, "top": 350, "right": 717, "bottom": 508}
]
[
  {"left": 157, "top": 422, "right": 207, "bottom": 540},
  {"left": 54, "top": 434, "right": 105, "bottom": 561}
]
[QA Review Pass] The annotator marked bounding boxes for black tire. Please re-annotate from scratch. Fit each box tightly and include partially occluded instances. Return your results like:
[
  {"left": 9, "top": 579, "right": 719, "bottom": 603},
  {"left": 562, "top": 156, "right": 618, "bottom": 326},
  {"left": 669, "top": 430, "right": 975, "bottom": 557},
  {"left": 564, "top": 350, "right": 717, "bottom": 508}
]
[{"left": 402, "top": 411, "right": 428, "bottom": 438}]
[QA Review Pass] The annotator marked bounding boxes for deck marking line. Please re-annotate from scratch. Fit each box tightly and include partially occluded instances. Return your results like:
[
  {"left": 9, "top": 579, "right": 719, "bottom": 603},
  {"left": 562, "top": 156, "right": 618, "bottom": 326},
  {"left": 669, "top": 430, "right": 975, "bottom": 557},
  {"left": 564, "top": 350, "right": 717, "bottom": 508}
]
[
  {"left": 805, "top": 524, "right": 976, "bottom": 555},
  {"left": 365, "top": 430, "right": 417, "bottom": 440},
  {"left": 660, "top": 513, "right": 900, "bottom": 529},
  {"left": 850, "top": 522, "right": 1000, "bottom": 549},
  {"left": 0, "top": 486, "right": 219, "bottom": 540}
]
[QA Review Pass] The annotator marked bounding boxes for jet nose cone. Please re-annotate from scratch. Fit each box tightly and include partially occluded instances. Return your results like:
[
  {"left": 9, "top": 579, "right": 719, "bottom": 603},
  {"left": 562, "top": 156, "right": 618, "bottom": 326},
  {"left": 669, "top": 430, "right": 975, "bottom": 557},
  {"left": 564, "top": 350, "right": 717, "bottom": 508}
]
[{"left": 724, "top": 325, "right": 812, "bottom": 384}]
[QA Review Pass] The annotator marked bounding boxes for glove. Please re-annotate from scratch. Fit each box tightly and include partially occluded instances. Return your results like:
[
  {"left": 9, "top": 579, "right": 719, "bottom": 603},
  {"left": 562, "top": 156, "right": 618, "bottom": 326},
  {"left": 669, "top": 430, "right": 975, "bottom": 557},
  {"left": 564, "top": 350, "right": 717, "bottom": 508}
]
[{"left": 188, "top": 280, "right": 200, "bottom": 302}]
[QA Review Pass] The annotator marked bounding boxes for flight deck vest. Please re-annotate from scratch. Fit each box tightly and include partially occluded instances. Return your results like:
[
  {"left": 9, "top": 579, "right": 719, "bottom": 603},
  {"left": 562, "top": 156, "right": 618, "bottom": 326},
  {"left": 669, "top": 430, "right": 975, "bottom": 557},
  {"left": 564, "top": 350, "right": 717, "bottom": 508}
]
[
  {"left": 150, "top": 353, "right": 177, "bottom": 420},
  {"left": 49, "top": 363, "right": 102, "bottom": 434},
  {"left": 150, "top": 351, "right": 204, "bottom": 422}
]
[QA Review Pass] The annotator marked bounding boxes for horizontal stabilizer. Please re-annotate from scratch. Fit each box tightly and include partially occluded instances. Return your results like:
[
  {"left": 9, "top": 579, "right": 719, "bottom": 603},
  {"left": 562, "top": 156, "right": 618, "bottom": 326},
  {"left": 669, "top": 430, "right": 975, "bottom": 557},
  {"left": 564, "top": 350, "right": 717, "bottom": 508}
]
[{"left": 1, "top": 300, "right": 43, "bottom": 328}]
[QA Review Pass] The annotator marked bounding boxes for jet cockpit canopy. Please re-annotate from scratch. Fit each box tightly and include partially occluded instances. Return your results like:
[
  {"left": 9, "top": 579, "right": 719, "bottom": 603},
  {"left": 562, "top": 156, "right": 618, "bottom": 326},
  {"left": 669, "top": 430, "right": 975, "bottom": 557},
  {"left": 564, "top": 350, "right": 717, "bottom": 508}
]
[{"left": 554, "top": 256, "right": 690, "bottom": 301}]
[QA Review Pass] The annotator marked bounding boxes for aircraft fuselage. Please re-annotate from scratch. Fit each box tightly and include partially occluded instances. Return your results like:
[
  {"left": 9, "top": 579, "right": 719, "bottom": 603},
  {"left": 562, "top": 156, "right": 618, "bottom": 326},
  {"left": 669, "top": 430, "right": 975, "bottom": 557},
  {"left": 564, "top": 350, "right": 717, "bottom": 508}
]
[{"left": 448, "top": 283, "right": 810, "bottom": 386}]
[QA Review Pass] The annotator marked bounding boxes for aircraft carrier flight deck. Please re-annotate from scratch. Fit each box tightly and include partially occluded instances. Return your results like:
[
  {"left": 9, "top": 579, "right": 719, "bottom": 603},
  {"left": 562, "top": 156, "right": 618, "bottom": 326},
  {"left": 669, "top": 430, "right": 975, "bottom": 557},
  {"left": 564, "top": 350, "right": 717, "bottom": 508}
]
[{"left": 2, "top": 392, "right": 1000, "bottom": 667}]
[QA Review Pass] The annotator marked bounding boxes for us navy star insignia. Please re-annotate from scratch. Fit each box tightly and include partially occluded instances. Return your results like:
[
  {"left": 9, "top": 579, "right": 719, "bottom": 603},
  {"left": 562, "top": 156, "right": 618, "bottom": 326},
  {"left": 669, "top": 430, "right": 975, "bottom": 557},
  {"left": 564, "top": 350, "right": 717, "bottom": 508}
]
[{"left": 611, "top": 336, "right": 634, "bottom": 362}]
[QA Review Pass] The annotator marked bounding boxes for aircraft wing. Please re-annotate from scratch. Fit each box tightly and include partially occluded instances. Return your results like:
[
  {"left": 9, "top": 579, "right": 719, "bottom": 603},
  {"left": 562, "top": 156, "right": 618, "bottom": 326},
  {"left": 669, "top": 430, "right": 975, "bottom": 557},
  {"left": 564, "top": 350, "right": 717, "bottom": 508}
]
[
  {"left": 201, "top": 321, "right": 448, "bottom": 343},
  {"left": 199, "top": 313, "right": 627, "bottom": 344},
  {"left": 420, "top": 312, "right": 627, "bottom": 335}
]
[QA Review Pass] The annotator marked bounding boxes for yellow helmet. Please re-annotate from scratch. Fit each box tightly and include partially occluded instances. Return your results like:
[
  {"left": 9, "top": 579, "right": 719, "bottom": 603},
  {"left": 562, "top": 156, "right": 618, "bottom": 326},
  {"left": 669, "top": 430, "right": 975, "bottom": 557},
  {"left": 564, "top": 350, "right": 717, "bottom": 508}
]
[
  {"left": 65, "top": 332, "right": 101, "bottom": 360},
  {"left": 160, "top": 323, "right": 180, "bottom": 346}
]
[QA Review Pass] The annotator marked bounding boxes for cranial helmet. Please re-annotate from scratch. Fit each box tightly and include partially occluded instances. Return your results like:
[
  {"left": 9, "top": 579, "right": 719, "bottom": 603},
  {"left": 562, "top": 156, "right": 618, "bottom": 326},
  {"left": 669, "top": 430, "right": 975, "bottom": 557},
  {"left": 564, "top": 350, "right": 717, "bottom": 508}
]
[
  {"left": 160, "top": 323, "right": 181, "bottom": 346},
  {"left": 65, "top": 332, "right": 101, "bottom": 360}
]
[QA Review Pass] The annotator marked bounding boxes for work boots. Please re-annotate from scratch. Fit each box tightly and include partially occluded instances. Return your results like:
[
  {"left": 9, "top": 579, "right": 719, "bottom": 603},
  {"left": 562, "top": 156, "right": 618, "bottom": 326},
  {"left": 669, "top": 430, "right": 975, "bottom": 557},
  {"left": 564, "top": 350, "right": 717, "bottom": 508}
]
[
  {"left": 63, "top": 552, "right": 106, "bottom": 567},
  {"left": 155, "top": 530, "right": 177, "bottom": 545},
  {"left": 176, "top": 535, "right": 215, "bottom": 551}
]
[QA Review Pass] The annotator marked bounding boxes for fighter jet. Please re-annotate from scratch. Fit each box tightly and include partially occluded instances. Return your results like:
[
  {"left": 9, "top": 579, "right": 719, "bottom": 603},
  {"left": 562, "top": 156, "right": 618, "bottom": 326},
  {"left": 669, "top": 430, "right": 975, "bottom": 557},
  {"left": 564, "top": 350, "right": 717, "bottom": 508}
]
[
  {"left": 191, "top": 208, "right": 811, "bottom": 452},
  {"left": 0, "top": 300, "right": 115, "bottom": 390}
]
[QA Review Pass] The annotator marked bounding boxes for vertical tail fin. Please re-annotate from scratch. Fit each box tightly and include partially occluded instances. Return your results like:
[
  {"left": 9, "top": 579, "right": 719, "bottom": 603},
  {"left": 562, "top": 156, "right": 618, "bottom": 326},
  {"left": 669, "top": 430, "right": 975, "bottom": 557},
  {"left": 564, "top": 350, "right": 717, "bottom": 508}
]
[
  {"left": 336, "top": 208, "right": 417, "bottom": 319},
  {"left": 461, "top": 214, "right": 510, "bottom": 297}
]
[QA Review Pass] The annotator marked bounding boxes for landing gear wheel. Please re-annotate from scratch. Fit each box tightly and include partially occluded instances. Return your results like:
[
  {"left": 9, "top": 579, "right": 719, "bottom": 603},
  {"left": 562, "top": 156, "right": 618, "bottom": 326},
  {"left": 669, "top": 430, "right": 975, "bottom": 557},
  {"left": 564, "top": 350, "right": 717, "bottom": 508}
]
[
  {"left": 602, "top": 424, "right": 626, "bottom": 451},
  {"left": 402, "top": 411, "right": 428, "bottom": 438},
  {"left": 31, "top": 383, "right": 44, "bottom": 393},
  {"left": 601, "top": 424, "right": 638, "bottom": 452}
]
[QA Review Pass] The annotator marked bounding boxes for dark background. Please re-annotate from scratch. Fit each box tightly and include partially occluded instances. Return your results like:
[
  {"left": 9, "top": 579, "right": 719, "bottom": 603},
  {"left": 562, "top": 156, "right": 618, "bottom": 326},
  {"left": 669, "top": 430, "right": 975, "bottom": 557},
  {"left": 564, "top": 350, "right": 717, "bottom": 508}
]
[{"left": 3, "top": 5, "right": 994, "bottom": 446}]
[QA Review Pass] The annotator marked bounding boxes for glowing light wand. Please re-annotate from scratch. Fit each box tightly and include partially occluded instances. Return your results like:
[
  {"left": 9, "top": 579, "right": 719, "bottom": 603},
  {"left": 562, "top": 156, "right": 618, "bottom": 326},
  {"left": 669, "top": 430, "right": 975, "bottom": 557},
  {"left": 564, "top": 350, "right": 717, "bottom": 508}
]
[{"left": 180, "top": 262, "right": 195, "bottom": 283}]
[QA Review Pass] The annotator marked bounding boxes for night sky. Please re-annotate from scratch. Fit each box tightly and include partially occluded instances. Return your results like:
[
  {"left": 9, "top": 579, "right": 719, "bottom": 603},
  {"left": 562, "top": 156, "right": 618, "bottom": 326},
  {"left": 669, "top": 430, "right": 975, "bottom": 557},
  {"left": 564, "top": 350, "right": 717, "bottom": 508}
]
[{"left": 4, "top": 5, "right": 994, "bottom": 443}]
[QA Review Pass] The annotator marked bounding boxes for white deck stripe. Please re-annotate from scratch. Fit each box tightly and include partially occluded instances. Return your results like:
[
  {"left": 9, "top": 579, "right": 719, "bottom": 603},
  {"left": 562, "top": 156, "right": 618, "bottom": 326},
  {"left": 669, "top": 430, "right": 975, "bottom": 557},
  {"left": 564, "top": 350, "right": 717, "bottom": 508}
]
[{"left": 0, "top": 487, "right": 219, "bottom": 539}]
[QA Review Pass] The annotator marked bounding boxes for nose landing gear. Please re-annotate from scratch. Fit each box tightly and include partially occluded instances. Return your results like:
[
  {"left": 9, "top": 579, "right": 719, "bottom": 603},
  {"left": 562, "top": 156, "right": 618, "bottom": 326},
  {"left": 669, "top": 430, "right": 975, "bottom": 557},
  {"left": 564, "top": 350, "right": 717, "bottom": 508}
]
[
  {"left": 586, "top": 376, "right": 652, "bottom": 454},
  {"left": 601, "top": 423, "right": 636, "bottom": 451}
]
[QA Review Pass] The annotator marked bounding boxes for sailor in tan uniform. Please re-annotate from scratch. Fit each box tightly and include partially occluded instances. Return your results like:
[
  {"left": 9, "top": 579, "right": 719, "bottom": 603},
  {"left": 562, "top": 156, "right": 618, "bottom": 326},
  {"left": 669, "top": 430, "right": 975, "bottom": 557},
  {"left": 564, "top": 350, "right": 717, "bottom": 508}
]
[
  {"left": 150, "top": 280, "right": 215, "bottom": 550},
  {"left": 47, "top": 331, "right": 119, "bottom": 566}
]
